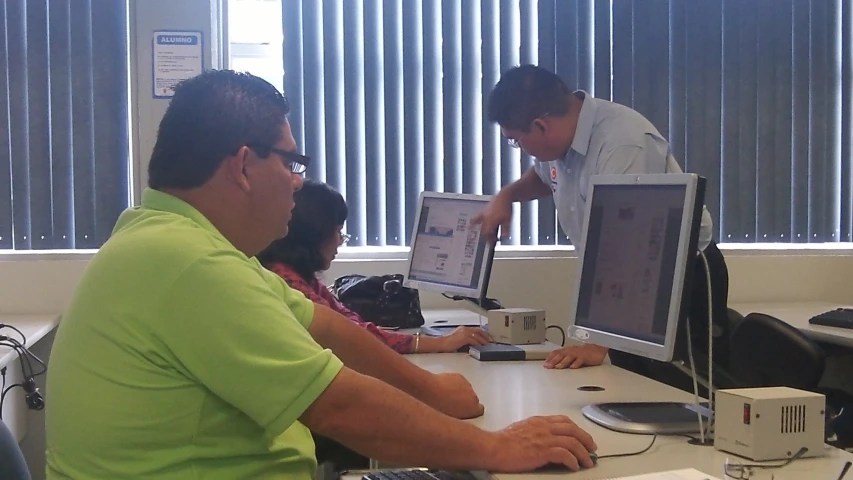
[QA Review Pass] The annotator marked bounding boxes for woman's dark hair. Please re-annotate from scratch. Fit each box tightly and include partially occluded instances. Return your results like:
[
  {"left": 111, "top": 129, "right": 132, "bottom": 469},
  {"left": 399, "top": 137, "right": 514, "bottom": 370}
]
[{"left": 257, "top": 180, "right": 348, "bottom": 280}]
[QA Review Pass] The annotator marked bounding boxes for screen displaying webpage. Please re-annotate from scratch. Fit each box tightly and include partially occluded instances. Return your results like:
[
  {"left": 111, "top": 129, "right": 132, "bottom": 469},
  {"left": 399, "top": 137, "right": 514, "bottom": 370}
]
[
  {"left": 575, "top": 184, "right": 688, "bottom": 345},
  {"left": 408, "top": 197, "right": 489, "bottom": 291}
]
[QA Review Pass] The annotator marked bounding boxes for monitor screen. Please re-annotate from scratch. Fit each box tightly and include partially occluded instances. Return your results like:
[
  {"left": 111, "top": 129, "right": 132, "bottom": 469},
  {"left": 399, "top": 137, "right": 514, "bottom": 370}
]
[
  {"left": 568, "top": 174, "right": 703, "bottom": 363},
  {"left": 404, "top": 193, "right": 494, "bottom": 299}
]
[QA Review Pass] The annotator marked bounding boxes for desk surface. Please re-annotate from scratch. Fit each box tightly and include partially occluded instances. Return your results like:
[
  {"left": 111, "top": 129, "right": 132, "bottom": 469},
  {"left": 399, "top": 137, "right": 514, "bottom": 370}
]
[
  {"left": 0, "top": 314, "right": 60, "bottom": 369},
  {"left": 730, "top": 301, "right": 853, "bottom": 348},
  {"left": 406, "top": 353, "right": 853, "bottom": 480}
]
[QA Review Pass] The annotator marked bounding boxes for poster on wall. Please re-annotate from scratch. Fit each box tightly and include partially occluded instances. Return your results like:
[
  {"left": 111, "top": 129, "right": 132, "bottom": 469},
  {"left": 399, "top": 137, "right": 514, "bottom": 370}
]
[{"left": 152, "top": 31, "right": 204, "bottom": 99}]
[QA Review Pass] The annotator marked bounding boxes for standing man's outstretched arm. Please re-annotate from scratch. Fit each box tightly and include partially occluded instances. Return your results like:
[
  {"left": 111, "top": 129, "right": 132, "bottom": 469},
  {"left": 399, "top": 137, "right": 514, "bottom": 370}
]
[{"left": 473, "top": 168, "right": 552, "bottom": 240}]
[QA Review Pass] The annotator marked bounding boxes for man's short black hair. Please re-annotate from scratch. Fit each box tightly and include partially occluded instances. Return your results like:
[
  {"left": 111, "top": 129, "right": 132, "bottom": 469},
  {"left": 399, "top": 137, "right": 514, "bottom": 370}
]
[
  {"left": 148, "top": 69, "right": 291, "bottom": 189},
  {"left": 257, "top": 180, "right": 348, "bottom": 281},
  {"left": 487, "top": 64, "right": 573, "bottom": 132}
]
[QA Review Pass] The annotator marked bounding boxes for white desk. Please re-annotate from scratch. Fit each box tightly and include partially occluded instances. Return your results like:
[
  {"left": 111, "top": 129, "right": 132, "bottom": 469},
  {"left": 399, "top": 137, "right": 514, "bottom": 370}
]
[
  {"left": 405, "top": 353, "right": 853, "bottom": 479},
  {"left": 0, "top": 315, "right": 60, "bottom": 444},
  {"left": 730, "top": 301, "right": 853, "bottom": 348}
]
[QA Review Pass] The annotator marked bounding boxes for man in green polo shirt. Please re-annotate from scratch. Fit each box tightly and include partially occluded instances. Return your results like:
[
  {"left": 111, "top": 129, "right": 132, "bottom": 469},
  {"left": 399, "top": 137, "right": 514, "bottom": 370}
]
[{"left": 45, "top": 70, "right": 597, "bottom": 479}]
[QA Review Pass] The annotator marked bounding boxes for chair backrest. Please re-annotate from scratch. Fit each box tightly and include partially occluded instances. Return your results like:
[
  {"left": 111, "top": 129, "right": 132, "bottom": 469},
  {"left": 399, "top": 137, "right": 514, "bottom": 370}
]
[
  {"left": 0, "top": 420, "right": 31, "bottom": 480},
  {"left": 726, "top": 307, "right": 744, "bottom": 338},
  {"left": 730, "top": 312, "right": 825, "bottom": 390}
]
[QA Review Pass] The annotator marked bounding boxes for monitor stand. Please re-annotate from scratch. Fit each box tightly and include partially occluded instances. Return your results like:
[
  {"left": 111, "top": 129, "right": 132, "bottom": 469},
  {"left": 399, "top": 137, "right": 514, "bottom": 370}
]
[
  {"left": 459, "top": 296, "right": 502, "bottom": 311},
  {"left": 581, "top": 401, "right": 713, "bottom": 436}
]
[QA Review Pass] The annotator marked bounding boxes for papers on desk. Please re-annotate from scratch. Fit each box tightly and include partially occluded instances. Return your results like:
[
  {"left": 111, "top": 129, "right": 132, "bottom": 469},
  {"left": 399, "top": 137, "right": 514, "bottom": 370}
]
[{"left": 604, "top": 469, "right": 721, "bottom": 480}]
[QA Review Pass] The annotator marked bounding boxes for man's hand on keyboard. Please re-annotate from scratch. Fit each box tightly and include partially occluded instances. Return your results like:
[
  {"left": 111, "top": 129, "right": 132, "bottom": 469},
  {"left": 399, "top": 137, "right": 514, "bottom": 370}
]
[
  {"left": 490, "top": 415, "right": 598, "bottom": 472},
  {"left": 423, "top": 372, "right": 485, "bottom": 419}
]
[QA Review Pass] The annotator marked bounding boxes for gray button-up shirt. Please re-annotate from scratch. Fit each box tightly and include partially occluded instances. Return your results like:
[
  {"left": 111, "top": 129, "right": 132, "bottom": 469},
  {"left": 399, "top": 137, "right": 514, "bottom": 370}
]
[{"left": 533, "top": 91, "right": 714, "bottom": 252}]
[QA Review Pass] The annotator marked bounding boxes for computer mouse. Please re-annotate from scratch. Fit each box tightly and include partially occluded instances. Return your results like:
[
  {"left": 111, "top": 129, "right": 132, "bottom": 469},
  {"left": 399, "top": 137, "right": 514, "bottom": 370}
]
[{"left": 536, "top": 452, "right": 598, "bottom": 472}]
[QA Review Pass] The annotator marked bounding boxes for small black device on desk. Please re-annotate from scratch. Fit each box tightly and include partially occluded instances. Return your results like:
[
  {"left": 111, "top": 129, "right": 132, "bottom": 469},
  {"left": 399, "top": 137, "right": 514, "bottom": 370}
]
[{"left": 809, "top": 308, "right": 853, "bottom": 330}]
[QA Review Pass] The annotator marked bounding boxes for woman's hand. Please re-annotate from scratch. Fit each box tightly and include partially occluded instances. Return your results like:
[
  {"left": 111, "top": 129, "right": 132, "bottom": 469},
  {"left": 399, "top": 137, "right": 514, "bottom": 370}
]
[{"left": 439, "top": 326, "right": 492, "bottom": 352}]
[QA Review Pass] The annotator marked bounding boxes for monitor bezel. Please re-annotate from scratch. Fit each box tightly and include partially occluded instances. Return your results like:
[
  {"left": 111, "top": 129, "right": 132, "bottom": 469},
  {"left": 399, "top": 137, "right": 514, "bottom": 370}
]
[
  {"left": 567, "top": 173, "right": 703, "bottom": 363},
  {"left": 403, "top": 191, "right": 496, "bottom": 300}
]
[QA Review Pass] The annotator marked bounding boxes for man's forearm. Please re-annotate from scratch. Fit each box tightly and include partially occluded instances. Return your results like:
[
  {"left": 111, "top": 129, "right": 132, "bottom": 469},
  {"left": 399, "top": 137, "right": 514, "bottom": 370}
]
[
  {"left": 302, "top": 368, "right": 497, "bottom": 471},
  {"left": 499, "top": 167, "right": 552, "bottom": 203},
  {"left": 308, "top": 304, "right": 435, "bottom": 399}
]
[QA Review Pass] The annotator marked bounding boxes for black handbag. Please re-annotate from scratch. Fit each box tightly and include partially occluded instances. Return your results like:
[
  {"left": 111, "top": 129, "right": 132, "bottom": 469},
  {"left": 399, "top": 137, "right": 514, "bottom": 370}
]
[{"left": 332, "top": 274, "right": 425, "bottom": 329}]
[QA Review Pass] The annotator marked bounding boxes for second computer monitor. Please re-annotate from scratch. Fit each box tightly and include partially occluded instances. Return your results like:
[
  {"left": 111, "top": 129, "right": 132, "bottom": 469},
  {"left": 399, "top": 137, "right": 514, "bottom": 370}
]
[
  {"left": 403, "top": 191, "right": 495, "bottom": 302},
  {"left": 567, "top": 173, "right": 705, "bottom": 363}
]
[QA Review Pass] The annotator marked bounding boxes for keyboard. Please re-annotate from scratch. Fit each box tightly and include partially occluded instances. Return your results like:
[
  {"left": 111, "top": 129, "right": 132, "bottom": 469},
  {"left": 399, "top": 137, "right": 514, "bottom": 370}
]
[
  {"left": 362, "top": 469, "right": 475, "bottom": 480},
  {"left": 808, "top": 308, "right": 853, "bottom": 330}
]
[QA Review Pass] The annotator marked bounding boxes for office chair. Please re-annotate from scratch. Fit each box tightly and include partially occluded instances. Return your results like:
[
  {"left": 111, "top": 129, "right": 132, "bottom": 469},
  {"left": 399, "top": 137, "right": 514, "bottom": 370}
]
[
  {"left": 666, "top": 307, "right": 828, "bottom": 401},
  {"left": 730, "top": 312, "right": 825, "bottom": 390},
  {"left": 726, "top": 307, "right": 744, "bottom": 341},
  {"left": 0, "top": 420, "right": 31, "bottom": 480}
]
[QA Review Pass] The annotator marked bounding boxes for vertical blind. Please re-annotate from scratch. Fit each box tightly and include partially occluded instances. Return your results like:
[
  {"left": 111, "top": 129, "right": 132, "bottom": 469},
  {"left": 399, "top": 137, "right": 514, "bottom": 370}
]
[
  {"left": 0, "top": 0, "right": 130, "bottom": 250},
  {"left": 282, "top": 0, "right": 853, "bottom": 247}
]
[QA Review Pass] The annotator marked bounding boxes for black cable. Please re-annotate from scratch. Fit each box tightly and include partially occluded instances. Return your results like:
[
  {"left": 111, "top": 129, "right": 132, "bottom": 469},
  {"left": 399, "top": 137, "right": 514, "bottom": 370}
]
[
  {"left": 23, "top": 345, "right": 46, "bottom": 377},
  {"left": 0, "top": 367, "right": 6, "bottom": 420},
  {"left": 546, "top": 325, "right": 566, "bottom": 346},
  {"left": 0, "top": 366, "right": 22, "bottom": 421},
  {"left": 0, "top": 324, "right": 27, "bottom": 345},
  {"left": 1, "top": 383, "right": 23, "bottom": 414},
  {"left": 0, "top": 327, "right": 47, "bottom": 416},
  {"left": 0, "top": 337, "right": 46, "bottom": 378},
  {"left": 597, "top": 434, "right": 657, "bottom": 460},
  {"left": 0, "top": 341, "right": 31, "bottom": 383},
  {"left": 441, "top": 293, "right": 503, "bottom": 310},
  {"left": 733, "top": 447, "right": 808, "bottom": 470},
  {"left": 669, "top": 433, "right": 702, "bottom": 442},
  {"left": 6, "top": 332, "right": 48, "bottom": 378},
  {"left": 4, "top": 341, "right": 32, "bottom": 378},
  {"left": 0, "top": 341, "right": 33, "bottom": 416}
]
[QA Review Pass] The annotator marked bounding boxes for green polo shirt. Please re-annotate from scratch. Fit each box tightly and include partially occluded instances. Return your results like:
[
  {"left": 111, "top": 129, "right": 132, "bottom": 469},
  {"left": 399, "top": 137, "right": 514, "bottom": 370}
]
[{"left": 46, "top": 188, "right": 344, "bottom": 480}]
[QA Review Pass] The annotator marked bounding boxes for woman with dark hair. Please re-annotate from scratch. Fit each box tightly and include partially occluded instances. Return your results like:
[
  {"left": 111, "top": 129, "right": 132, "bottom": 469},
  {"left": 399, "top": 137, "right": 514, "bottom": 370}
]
[{"left": 259, "top": 180, "right": 490, "bottom": 354}]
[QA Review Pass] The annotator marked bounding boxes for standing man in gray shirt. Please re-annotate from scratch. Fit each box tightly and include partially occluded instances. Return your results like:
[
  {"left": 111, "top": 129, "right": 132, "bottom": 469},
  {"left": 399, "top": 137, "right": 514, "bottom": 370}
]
[{"left": 475, "top": 65, "right": 730, "bottom": 392}]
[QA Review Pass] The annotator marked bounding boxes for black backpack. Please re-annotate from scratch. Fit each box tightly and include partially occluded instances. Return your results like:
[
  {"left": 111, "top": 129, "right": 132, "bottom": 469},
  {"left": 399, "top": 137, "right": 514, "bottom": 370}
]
[{"left": 332, "top": 274, "right": 425, "bottom": 329}]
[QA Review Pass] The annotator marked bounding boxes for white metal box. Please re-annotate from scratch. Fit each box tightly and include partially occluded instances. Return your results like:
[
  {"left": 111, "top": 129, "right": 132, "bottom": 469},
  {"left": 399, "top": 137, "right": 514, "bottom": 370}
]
[
  {"left": 486, "top": 308, "right": 546, "bottom": 345},
  {"left": 714, "top": 387, "right": 825, "bottom": 461}
]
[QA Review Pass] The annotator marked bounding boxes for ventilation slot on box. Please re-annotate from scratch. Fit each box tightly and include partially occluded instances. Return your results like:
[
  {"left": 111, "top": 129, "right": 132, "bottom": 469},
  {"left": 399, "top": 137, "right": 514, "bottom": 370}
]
[
  {"left": 781, "top": 404, "right": 807, "bottom": 434},
  {"left": 523, "top": 315, "right": 537, "bottom": 331}
]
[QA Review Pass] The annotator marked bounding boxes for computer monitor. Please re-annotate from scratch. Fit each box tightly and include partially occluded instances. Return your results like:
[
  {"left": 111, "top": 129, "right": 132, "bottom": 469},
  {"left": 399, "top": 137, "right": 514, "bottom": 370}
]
[
  {"left": 567, "top": 173, "right": 704, "bottom": 361},
  {"left": 566, "top": 173, "right": 711, "bottom": 435},
  {"left": 403, "top": 191, "right": 496, "bottom": 308}
]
